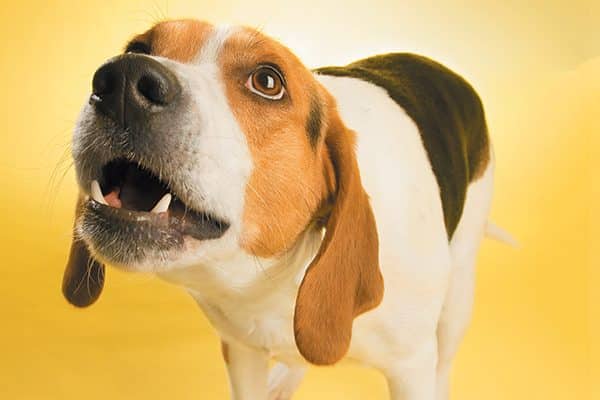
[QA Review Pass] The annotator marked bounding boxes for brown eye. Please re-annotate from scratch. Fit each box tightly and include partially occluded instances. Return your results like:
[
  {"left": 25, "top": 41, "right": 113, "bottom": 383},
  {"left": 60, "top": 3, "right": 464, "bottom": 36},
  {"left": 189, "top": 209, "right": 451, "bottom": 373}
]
[{"left": 245, "top": 65, "right": 285, "bottom": 100}]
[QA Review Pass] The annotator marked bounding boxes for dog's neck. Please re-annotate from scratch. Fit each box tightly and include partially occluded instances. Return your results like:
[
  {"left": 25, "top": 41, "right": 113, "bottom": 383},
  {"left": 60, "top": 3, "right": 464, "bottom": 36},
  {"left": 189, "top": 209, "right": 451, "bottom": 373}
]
[{"left": 157, "top": 227, "right": 323, "bottom": 306}]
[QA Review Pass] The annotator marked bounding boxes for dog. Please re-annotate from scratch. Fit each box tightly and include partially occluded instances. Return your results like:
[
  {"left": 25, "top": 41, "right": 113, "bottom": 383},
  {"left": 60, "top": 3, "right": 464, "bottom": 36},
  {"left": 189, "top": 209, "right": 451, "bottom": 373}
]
[{"left": 62, "top": 19, "right": 511, "bottom": 400}]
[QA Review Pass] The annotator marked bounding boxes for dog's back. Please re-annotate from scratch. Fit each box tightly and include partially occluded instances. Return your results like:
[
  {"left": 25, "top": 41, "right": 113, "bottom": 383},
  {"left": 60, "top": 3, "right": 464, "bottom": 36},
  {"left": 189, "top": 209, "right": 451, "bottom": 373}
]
[{"left": 316, "top": 53, "right": 490, "bottom": 238}]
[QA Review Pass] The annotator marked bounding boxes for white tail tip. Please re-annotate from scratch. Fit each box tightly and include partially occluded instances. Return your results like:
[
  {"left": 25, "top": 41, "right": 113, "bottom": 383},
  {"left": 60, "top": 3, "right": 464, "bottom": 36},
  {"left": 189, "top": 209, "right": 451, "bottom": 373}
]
[{"left": 485, "top": 221, "right": 519, "bottom": 248}]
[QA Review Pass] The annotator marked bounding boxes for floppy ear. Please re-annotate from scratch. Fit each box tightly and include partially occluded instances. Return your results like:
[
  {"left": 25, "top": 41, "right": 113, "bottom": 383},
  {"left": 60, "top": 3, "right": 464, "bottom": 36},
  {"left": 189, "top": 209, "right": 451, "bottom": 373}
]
[
  {"left": 293, "top": 109, "right": 384, "bottom": 365},
  {"left": 62, "top": 198, "right": 105, "bottom": 307}
]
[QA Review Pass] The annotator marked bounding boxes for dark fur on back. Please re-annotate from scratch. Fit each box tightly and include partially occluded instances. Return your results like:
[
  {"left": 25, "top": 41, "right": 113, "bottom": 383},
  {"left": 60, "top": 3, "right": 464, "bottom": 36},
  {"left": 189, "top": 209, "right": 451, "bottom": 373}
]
[{"left": 316, "top": 54, "right": 490, "bottom": 238}]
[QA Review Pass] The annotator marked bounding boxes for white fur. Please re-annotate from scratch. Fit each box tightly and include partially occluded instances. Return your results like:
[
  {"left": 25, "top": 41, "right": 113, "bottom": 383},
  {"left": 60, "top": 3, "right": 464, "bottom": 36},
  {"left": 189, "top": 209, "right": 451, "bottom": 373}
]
[
  {"left": 196, "top": 25, "right": 238, "bottom": 64},
  {"left": 147, "top": 27, "right": 253, "bottom": 272},
  {"left": 485, "top": 220, "right": 518, "bottom": 247},
  {"left": 435, "top": 157, "right": 494, "bottom": 399}
]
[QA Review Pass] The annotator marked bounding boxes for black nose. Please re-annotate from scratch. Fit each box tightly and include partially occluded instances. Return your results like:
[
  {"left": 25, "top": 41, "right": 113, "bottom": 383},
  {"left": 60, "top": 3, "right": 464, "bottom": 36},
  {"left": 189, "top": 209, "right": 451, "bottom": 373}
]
[{"left": 90, "top": 54, "right": 181, "bottom": 129}]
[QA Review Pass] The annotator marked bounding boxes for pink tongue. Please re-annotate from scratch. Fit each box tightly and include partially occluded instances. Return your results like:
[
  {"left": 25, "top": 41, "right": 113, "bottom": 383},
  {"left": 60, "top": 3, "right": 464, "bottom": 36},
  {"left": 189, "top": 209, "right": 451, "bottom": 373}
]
[{"left": 104, "top": 188, "right": 122, "bottom": 208}]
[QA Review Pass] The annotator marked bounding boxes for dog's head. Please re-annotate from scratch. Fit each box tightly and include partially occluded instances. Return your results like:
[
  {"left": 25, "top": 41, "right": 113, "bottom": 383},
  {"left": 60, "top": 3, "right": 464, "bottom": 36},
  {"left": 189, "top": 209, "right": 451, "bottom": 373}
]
[{"left": 63, "top": 19, "right": 383, "bottom": 364}]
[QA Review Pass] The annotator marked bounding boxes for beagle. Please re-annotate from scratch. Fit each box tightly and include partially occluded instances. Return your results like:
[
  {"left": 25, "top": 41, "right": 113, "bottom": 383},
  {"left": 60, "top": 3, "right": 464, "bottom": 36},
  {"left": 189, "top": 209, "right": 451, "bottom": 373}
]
[{"left": 63, "top": 19, "right": 507, "bottom": 400}]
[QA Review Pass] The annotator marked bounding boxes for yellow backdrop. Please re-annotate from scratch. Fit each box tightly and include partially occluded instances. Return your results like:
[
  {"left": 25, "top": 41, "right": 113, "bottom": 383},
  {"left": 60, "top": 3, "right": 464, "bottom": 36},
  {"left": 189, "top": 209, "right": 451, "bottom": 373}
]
[{"left": 1, "top": 0, "right": 597, "bottom": 399}]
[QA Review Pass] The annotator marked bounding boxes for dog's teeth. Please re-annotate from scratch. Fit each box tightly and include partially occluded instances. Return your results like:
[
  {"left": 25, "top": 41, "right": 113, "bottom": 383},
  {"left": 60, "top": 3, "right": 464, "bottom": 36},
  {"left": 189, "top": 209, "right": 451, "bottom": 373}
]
[
  {"left": 151, "top": 193, "right": 172, "bottom": 214},
  {"left": 90, "top": 180, "right": 107, "bottom": 205}
]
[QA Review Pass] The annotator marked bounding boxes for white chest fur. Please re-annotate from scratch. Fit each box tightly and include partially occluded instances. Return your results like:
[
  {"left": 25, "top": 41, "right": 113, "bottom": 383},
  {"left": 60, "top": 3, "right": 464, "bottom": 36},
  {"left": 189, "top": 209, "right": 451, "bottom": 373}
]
[{"left": 158, "top": 225, "right": 323, "bottom": 363}]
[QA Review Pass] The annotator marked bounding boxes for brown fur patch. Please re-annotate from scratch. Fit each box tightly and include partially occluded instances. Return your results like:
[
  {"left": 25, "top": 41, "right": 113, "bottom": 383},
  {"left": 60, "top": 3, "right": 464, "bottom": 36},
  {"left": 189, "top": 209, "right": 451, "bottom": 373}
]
[
  {"left": 293, "top": 98, "right": 384, "bottom": 365},
  {"left": 218, "top": 28, "right": 334, "bottom": 257},
  {"left": 126, "top": 19, "right": 213, "bottom": 62}
]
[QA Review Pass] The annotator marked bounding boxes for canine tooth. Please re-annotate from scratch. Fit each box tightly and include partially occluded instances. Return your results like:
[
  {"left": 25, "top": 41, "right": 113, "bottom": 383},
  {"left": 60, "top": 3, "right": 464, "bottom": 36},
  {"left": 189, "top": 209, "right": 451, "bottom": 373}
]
[
  {"left": 151, "top": 193, "right": 172, "bottom": 213},
  {"left": 91, "top": 180, "right": 107, "bottom": 205}
]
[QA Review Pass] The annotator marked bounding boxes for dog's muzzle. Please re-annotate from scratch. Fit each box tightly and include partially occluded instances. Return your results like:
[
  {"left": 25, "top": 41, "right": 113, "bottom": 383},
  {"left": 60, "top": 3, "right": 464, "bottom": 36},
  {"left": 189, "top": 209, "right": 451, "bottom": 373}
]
[{"left": 74, "top": 54, "right": 230, "bottom": 268}]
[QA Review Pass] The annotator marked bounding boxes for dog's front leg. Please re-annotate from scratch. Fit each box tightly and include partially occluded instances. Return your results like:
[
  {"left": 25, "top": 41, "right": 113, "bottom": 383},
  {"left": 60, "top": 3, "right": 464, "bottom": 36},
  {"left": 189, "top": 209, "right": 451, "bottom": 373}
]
[
  {"left": 384, "top": 336, "right": 438, "bottom": 400},
  {"left": 222, "top": 340, "right": 269, "bottom": 400}
]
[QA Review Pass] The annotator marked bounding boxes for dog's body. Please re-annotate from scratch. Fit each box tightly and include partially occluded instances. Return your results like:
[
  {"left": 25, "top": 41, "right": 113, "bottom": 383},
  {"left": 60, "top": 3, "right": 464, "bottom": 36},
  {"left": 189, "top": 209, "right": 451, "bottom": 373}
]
[{"left": 63, "top": 20, "right": 498, "bottom": 399}]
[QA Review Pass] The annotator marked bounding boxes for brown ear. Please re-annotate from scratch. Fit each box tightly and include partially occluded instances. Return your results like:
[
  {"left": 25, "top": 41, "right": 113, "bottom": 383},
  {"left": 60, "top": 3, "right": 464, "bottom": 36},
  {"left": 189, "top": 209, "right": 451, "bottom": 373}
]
[
  {"left": 293, "top": 110, "right": 384, "bottom": 365},
  {"left": 62, "top": 198, "right": 105, "bottom": 307}
]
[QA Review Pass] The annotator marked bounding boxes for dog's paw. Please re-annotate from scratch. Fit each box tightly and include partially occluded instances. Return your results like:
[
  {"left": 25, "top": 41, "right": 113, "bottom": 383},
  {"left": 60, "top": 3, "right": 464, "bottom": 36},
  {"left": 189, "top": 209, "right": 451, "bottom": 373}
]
[{"left": 267, "top": 363, "right": 306, "bottom": 400}]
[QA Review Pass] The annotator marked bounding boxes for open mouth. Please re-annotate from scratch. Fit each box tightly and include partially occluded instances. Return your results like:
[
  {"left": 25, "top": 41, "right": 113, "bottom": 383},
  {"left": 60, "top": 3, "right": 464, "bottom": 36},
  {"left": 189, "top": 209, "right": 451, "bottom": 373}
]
[{"left": 85, "top": 158, "right": 229, "bottom": 242}]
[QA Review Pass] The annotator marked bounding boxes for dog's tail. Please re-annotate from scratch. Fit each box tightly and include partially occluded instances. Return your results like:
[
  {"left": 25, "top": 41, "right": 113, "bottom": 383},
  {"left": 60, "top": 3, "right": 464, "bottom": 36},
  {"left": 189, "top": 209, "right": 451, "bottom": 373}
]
[{"left": 485, "top": 221, "right": 518, "bottom": 247}]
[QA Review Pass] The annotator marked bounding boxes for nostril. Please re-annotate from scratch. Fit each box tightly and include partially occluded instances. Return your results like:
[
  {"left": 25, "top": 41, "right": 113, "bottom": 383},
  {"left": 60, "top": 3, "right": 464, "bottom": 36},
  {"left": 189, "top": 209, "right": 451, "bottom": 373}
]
[
  {"left": 92, "top": 65, "right": 117, "bottom": 96},
  {"left": 137, "top": 74, "right": 171, "bottom": 105}
]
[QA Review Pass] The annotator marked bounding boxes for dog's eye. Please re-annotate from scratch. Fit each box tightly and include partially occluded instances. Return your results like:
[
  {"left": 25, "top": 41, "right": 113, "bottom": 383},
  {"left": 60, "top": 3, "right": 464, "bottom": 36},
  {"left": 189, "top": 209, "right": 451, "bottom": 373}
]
[{"left": 245, "top": 65, "right": 285, "bottom": 100}]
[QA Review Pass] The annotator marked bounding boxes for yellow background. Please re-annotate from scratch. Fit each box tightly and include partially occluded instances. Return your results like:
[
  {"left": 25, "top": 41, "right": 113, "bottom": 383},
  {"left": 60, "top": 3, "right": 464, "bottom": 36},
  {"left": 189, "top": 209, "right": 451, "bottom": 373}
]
[{"left": 1, "top": 0, "right": 598, "bottom": 398}]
